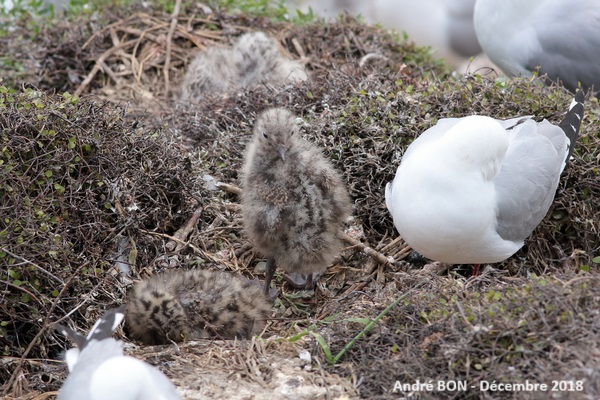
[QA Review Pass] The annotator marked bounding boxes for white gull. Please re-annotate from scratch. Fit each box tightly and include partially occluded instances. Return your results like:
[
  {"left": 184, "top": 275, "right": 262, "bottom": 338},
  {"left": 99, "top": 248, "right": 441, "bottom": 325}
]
[
  {"left": 474, "top": 0, "right": 600, "bottom": 95},
  {"left": 385, "top": 91, "right": 585, "bottom": 271},
  {"left": 55, "top": 306, "right": 181, "bottom": 400}
]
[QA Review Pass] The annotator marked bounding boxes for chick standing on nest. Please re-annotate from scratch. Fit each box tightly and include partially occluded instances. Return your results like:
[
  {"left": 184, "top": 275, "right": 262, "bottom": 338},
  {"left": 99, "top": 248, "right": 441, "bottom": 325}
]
[
  {"left": 126, "top": 270, "right": 271, "bottom": 345},
  {"left": 241, "top": 108, "right": 352, "bottom": 296}
]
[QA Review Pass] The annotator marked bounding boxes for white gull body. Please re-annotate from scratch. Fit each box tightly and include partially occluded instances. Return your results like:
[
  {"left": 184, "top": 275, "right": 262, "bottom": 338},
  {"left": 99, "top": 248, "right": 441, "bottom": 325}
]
[
  {"left": 289, "top": 0, "right": 484, "bottom": 69},
  {"left": 474, "top": 0, "right": 600, "bottom": 95},
  {"left": 385, "top": 92, "right": 584, "bottom": 264},
  {"left": 56, "top": 306, "right": 181, "bottom": 400}
]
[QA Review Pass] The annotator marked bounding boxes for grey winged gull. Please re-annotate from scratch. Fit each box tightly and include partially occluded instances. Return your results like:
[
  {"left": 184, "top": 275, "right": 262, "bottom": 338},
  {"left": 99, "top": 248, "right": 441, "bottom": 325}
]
[
  {"left": 474, "top": 0, "right": 600, "bottom": 95},
  {"left": 289, "top": 0, "right": 487, "bottom": 71},
  {"left": 55, "top": 306, "right": 181, "bottom": 400},
  {"left": 385, "top": 91, "right": 585, "bottom": 274}
]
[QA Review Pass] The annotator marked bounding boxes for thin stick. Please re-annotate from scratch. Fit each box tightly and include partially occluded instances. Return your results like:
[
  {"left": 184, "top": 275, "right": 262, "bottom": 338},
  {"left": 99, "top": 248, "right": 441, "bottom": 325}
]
[
  {"left": 74, "top": 39, "right": 137, "bottom": 97},
  {"left": 99, "top": 60, "right": 120, "bottom": 84},
  {"left": 0, "top": 279, "right": 43, "bottom": 306},
  {"left": 291, "top": 37, "right": 306, "bottom": 58},
  {"left": 0, "top": 247, "right": 63, "bottom": 284},
  {"left": 139, "top": 229, "right": 202, "bottom": 254},
  {"left": 339, "top": 232, "right": 394, "bottom": 266},
  {"left": 379, "top": 235, "right": 412, "bottom": 261},
  {"left": 163, "top": 0, "right": 182, "bottom": 95},
  {"left": 166, "top": 205, "right": 203, "bottom": 251},
  {"left": 81, "top": 14, "right": 138, "bottom": 49},
  {"left": 217, "top": 182, "right": 242, "bottom": 195}
]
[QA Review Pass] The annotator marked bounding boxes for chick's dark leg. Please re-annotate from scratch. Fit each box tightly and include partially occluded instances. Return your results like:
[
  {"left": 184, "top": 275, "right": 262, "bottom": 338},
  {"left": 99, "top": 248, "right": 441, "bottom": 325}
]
[
  {"left": 305, "top": 273, "right": 313, "bottom": 288},
  {"left": 263, "top": 258, "right": 278, "bottom": 298}
]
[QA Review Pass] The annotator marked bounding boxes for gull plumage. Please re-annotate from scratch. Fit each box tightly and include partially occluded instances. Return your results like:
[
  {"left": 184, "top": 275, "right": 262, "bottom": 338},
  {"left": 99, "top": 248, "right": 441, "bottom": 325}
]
[
  {"left": 385, "top": 92, "right": 584, "bottom": 267},
  {"left": 56, "top": 306, "right": 181, "bottom": 400},
  {"left": 474, "top": 0, "right": 600, "bottom": 95}
]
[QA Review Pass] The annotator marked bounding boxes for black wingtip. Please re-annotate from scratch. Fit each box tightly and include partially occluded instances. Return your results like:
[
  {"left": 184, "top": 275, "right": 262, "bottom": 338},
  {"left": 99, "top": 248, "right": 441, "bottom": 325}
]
[
  {"left": 55, "top": 323, "right": 87, "bottom": 348},
  {"left": 559, "top": 90, "right": 585, "bottom": 162},
  {"left": 85, "top": 305, "right": 127, "bottom": 343},
  {"left": 574, "top": 89, "right": 585, "bottom": 106},
  {"left": 54, "top": 305, "right": 126, "bottom": 350}
]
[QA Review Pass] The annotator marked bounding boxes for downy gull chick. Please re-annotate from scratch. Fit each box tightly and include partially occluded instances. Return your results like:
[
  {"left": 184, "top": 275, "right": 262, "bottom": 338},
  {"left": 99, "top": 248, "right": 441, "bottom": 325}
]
[
  {"left": 241, "top": 108, "right": 352, "bottom": 295},
  {"left": 126, "top": 269, "right": 271, "bottom": 344},
  {"left": 181, "top": 31, "right": 308, "bottom": 101}
]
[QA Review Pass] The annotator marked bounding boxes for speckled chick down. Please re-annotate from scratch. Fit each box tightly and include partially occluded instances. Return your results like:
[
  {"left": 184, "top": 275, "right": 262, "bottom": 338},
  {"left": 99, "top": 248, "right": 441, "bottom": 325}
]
[
  {"left": 126, "top": 270, "right": 271, "bottom": 344},
  {"left": 180, "top": 46, "right": 238, "bottom": 101},
  {"left": 241, "top": 108, "right": 352, "bottom": 278},
  {"left": 181, "top": 32, "right": 308, "bottom": 101},
  {"left": 233, "top": 32, "right": 308, "bottom": 89}
]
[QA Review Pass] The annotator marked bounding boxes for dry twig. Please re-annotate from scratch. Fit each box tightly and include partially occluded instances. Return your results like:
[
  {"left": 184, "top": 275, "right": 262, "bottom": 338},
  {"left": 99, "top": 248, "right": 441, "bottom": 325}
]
[
  {"left": 166, "top": 205, "right": 204, "bottom": 251},
  {"left": 217, "top": 182, "right": 243, "bottom": 195},
  {"left": 163, "top": 0, "right": 182, "bottom": 94},
  {"left": 339, "top": 232, "right": 394, "bottom": 266},
  {"left": 139, "top": 229, "right": 202, "bottom": 254}
]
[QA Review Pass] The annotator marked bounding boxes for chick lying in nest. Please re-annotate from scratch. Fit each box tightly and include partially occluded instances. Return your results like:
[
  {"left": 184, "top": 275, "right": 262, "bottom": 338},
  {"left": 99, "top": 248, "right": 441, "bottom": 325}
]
[
  {"left": 181, "top": 31, "right": 308, "bottom": 101},
  {"left": 126, "top": 270, "right": 272, "bottom": 344}
]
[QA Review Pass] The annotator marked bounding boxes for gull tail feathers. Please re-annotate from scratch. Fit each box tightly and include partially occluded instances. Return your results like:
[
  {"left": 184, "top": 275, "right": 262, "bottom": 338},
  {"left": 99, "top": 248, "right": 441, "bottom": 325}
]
[{"left": 55, "top": 305, "right": 126, "bottom": 348}]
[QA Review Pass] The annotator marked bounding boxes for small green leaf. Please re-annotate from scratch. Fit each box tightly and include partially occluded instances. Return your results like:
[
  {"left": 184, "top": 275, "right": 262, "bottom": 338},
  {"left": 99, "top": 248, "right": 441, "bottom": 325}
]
[
  {"left": 286, "top": 330, "right": 310, "bottom": 342},
  {"left": 345, "top": 317, "right": 371, "bottom": 325},
  {"left": 579, "top": 265, "right": 590, "bottom": 273},
  {"left": 54, "top": 183, "right": 65, "bottom": 193},
  {"left": 310, "top": 332, "right": 334, "bottom": 364}
]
